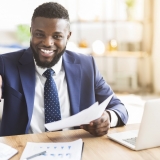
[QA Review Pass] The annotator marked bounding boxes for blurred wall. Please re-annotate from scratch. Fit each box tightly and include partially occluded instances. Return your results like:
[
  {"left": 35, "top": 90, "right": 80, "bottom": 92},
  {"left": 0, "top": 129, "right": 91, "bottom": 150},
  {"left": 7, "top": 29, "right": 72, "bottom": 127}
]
[{"left": 152, "top": 0, "right": 160, "bottom": 93}]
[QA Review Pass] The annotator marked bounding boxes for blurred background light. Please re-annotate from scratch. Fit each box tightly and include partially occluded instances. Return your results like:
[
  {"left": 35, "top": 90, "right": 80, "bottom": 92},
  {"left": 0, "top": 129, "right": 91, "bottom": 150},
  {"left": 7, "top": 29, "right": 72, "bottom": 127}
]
[{"left": 92, "top": 40, "right": 105, "bottom": 55}]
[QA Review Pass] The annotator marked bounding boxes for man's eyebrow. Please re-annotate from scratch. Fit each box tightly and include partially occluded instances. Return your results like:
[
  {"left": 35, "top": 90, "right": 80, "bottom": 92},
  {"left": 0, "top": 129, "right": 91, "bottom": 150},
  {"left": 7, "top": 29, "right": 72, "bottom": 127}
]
[
  {"left": 34, "top": 29, "right": 44, "bottom": 32},
  {"left": 53, "top": 32, "right": 63, "bottom": 34},
  {"left": 34, "top": 30, "right": 62, "bottom": 34}
]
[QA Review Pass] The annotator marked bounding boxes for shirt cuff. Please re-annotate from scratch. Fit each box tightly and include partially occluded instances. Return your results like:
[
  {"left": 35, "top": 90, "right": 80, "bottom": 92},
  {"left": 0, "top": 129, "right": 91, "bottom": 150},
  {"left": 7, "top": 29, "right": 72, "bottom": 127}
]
[{"left": 106, "top": 110, "right": 118, "bottom": 127}]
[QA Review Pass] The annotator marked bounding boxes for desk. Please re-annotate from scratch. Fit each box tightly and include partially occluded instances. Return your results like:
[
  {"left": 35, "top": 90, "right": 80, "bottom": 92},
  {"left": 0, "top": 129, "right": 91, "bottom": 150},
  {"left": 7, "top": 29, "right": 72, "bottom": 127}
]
[{"left": 0, "top": 124, "right": 160, "bottom": 160}]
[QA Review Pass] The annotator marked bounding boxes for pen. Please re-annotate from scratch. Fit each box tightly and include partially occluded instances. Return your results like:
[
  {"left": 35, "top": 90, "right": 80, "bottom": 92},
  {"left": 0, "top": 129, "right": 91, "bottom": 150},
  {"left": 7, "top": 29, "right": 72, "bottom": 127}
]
[{"left": 24, "top": 150, "right": 46, "bottom": 160}]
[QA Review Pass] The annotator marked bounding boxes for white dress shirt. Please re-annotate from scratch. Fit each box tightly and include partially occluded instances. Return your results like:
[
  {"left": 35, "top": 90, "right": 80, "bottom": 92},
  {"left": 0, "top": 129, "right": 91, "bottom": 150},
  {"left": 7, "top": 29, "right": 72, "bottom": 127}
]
[
  {"left": 30, "top": 57, "right": 118, "bottom": 133},
  {"left": 30, "top": 57, "right": 71, "bottom": 133}
]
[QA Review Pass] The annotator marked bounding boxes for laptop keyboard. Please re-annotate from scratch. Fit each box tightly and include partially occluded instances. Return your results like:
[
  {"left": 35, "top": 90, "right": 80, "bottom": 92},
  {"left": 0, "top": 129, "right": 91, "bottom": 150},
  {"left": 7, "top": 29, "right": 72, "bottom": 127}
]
[{"left": 123, "top": 137, "right": 137, "bottom": 146}]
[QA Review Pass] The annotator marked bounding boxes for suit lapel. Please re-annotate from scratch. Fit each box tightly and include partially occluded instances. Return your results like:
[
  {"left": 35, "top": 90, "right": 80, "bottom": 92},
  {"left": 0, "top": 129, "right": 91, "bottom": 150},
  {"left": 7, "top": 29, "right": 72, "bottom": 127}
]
[
  {"left": 63, "top": 52, "right": 81, "bottom": 115},
  {"left": 18, "top": 48, "right": 35, "bottom": 131}
]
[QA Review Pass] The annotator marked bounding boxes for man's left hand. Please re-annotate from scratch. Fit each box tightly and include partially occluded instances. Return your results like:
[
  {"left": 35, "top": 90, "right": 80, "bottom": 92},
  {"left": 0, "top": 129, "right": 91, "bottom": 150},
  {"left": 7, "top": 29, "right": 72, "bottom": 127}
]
[{"left": 80, "top": 111, "right": 111, "bottom": 136}]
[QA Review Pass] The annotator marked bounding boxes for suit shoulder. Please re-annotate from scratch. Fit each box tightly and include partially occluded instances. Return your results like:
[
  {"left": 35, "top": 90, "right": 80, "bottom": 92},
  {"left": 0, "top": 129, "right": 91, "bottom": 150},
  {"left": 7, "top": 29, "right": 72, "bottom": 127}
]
[
  {"left": 0, "top": 49, "right": 27, "bottom": 62},
  {"left": 65, "top": 50, "right": 93, "bottom": 61},
  {"left": 0, "top": 49, "right": 25, "bottom": 57}
]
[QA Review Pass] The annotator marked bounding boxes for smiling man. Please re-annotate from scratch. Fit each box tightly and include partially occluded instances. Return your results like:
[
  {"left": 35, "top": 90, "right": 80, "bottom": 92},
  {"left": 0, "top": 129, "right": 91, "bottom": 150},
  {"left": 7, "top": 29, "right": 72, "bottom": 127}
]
[
  {"left": 0, "top": 2, "right": 128, "bottom": 136},
  {"left": 30, "top": 17, "right": 71, "bottom": 68}
]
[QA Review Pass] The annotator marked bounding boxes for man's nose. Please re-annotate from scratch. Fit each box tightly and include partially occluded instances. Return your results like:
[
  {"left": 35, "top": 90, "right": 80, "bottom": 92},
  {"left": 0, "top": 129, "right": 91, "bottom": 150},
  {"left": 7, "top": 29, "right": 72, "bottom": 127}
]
[{"left": 43, "top": 37, "right": 54, "bottom": 47}]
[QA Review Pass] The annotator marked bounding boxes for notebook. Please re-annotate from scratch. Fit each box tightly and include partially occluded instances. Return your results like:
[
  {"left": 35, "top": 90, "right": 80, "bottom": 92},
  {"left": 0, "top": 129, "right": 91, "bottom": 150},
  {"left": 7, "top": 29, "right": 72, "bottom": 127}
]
[{"left": 107, "top": 99, "right": 160, "bottom": 150}]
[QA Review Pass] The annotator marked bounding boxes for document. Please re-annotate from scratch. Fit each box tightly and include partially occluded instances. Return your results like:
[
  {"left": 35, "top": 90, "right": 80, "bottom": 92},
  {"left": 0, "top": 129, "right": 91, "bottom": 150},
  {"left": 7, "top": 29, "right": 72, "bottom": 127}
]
[
  {"left": 20, "top": 139, "right": 83, "bottom": 160},
  {"left": 0, "top": 142, "right": 18, "bottom": 160},
  {"left": 45, "top": 94, "right": 113, "bottom": 131}
]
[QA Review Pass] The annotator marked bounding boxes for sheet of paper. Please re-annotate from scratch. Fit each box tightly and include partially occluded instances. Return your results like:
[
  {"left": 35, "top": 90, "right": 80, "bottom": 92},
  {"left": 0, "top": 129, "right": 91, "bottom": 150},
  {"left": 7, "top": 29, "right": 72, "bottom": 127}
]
[
  {"left": 20, "top": 139, "right": 83, "bottom": 160},
  {"left": 45, "top": 94, "right": 113, "bottom": 131},
  {"left": 0, "top": 142, "right": 18, "bottom": 160}
]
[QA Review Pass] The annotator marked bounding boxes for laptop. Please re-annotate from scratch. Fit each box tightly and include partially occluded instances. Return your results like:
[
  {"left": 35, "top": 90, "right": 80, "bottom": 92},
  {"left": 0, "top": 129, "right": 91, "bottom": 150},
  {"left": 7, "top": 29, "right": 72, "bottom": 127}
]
[{"left": 107, "top": 99, "right": 160, "bottom": 150}]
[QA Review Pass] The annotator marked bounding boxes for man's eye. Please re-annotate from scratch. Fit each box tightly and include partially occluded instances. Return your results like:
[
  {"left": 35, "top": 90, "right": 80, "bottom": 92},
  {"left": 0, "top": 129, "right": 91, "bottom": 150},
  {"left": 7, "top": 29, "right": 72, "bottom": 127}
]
[
  {"left": 53, "top": 35, "right": 62, "bottom": 39},
  {"left": 35, "top": 33, "right": 43, "bottom": 37}
]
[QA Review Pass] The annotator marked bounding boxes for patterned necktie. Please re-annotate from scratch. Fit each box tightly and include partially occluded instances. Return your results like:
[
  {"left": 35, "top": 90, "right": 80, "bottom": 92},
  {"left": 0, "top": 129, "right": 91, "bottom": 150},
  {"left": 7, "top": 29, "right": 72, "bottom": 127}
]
[{"left": 43, "top": 69, "right": 61, "bottom": 125}]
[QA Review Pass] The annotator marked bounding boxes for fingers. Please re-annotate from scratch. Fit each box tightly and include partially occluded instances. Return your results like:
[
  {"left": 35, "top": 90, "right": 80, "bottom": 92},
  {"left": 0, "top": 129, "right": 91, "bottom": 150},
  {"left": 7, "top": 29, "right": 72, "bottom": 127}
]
[
  {"left": 81, "top": 122, "right": 110, "bottom": 136},
  {"left": 91, "top": 112, "right": 110, "bottom": 128},
  {"left": 80, "top": 111, "right": 111, "bottom": 136},
  {"left": 0, "top": 75, "right": 2, "bottom": 100}
]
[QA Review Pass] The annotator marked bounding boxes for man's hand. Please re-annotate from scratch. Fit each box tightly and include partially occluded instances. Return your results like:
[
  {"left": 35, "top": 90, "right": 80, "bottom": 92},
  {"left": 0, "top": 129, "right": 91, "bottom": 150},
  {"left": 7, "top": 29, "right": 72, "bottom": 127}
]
[
  {"left": 0, "top": 75, "right": 2, "bottom": 100},
  {"left": 80, "top": 111, "right": 111, "bottom": 137}
]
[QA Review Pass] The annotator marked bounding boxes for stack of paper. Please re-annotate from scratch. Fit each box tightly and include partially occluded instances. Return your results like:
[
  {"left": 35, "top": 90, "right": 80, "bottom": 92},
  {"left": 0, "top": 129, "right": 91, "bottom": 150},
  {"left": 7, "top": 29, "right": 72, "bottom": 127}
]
[{"left": 20, "top": 139, "right": 83, "bottom": 160}]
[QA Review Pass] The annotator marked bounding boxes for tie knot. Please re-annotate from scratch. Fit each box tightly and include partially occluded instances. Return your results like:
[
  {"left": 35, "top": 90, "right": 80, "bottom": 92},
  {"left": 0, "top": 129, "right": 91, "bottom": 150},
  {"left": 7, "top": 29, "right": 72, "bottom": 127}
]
[{"left": 43, "top": 69, "right": 54, "bottom": 78}]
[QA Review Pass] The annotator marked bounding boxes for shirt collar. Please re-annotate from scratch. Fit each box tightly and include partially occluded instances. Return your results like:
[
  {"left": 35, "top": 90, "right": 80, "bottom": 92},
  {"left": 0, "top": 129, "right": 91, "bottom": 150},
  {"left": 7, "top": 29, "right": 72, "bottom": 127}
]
[{"left": 35, "top": 56, "right": 62, "bottom": 76}]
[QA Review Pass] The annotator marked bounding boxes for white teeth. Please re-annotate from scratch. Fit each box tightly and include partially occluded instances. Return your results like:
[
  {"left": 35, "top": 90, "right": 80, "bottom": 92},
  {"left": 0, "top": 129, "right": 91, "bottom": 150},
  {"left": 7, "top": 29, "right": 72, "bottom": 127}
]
[{"left": 41, "top": 49, "right": 53, "bottom": 54}]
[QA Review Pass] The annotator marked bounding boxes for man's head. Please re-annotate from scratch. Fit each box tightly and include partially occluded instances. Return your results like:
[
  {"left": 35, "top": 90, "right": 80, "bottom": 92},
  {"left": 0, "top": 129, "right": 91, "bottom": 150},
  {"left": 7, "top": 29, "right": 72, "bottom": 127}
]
[{"left": 30, "top": 2, "right": 71, "bottom": 68}]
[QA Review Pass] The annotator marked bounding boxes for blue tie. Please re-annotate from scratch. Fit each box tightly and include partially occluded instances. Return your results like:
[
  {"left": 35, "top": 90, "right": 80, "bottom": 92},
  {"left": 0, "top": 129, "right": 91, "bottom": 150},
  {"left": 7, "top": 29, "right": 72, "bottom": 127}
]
[{"left": 43, "top": 69, "right": 61, "bottom": 125}]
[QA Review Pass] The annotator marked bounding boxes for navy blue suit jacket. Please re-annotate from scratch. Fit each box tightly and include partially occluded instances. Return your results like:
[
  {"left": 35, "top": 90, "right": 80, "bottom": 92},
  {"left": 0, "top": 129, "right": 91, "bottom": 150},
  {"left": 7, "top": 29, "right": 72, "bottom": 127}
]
[{"left": 0, "top": 48, "right": 128, "bottom": 136}]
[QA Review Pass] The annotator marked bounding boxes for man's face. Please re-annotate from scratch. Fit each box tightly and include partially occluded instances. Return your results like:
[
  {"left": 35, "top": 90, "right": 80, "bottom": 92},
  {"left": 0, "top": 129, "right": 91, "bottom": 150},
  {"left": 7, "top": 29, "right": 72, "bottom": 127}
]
[{"left": 30, "top": 17, "right": 71, "bottom": 68}]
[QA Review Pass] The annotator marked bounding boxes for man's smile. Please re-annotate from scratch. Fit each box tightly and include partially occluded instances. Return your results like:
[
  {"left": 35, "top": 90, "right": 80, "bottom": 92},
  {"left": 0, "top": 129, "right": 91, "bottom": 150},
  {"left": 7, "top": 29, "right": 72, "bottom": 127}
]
[{"left": 39, "top": 48, "right": 56, "bottom": 58}]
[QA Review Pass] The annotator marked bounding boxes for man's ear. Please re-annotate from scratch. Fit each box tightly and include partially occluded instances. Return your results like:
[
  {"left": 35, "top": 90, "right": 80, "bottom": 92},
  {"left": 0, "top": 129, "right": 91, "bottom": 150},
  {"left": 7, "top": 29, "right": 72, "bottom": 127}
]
[{"left": 67, "top": 32, "right": 72, "bottom": 40}]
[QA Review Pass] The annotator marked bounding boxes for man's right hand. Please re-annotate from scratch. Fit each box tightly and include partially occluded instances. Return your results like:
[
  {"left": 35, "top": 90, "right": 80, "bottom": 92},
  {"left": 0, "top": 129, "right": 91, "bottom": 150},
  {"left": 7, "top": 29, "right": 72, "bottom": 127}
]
[{"left": 0, "top": 75, "right": 2, "bottom": 100}]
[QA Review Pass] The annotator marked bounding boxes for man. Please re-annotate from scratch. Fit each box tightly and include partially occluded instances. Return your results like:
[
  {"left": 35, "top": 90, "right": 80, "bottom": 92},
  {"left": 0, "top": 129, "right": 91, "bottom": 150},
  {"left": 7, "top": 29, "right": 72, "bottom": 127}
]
[{"left": 0, "top": 2, "right": 128, "bottom": 136}]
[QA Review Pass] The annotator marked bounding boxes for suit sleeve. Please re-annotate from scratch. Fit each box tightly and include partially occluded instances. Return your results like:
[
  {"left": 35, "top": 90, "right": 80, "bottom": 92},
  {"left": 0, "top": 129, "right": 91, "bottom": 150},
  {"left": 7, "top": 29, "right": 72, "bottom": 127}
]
[{"left": 92, "top": 56, "right": 129, "bottom": 126}]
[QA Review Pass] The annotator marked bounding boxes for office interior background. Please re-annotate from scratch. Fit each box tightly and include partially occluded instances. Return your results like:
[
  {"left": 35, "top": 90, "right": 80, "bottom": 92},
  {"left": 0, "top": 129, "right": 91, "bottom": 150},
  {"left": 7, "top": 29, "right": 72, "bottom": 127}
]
[{"left": 0, "top": 0, "right": 159, "bottom": 124}]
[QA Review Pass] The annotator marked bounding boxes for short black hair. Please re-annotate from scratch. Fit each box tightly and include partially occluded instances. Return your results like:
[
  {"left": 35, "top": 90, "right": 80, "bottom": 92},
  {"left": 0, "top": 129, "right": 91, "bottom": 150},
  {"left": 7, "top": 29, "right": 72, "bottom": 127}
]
[{"left": 32, "top": 2, "right": 70, "bottom": 22}]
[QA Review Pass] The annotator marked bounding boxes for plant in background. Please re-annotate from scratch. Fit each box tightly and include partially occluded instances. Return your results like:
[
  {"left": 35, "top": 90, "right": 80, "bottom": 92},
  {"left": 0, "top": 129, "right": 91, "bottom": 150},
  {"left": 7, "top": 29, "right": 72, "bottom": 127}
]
[
  {"left": 16, "top": 24, "right": 30, "bottom": 46},
  {"left": 125, "top": 0, "right": 135, "bottom": 8},
  {"left": 125, "top": 0, "right": 136, "bottom": 20}
]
